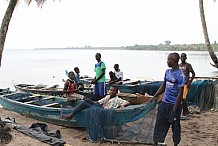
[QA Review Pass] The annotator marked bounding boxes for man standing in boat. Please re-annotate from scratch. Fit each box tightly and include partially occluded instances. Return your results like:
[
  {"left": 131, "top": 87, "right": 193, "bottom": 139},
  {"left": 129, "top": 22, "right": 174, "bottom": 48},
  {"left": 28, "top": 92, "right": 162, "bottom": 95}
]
[
  {"left": 91, "top": 53, "right": 106, "bottom": 101},
  {"left": 179, "top": 53, "right": 195, "bottom": 119},
  {"left": 148, "top": 53, "right": 186, "bottom": 146}
]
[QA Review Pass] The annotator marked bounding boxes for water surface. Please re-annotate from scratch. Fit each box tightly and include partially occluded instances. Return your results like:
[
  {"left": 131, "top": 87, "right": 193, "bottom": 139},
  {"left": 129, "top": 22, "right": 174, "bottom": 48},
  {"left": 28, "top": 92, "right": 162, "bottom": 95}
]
[{"left": 1, "top": 49, "right": 217, "bottom": 90}]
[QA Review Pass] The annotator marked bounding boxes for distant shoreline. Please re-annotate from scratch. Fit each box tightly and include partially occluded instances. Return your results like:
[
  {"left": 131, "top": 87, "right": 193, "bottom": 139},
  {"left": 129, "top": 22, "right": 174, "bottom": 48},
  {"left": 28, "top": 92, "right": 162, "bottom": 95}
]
[{"left": 34, "top": 44, "right": 218, "bottom": 51}]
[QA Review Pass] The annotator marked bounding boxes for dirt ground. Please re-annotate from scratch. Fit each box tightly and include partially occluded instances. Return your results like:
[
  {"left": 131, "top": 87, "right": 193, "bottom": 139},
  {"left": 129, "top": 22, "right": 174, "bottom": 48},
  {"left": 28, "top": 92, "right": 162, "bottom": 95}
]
[{"left": 0, "top": 108, "right": 218, "bottom": 146}]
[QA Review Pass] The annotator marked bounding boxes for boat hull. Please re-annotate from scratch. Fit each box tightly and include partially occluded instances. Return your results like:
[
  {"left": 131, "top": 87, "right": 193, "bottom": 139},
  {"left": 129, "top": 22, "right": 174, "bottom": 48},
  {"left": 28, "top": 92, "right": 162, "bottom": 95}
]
[
  {"left": 0, "top": 91, "right": 157, "bottom": 128},
  {"left": 14, "top": 83, "right": 94, "bottom": 99},
  {"left": 80, "top": 78, "right": 149, "bottom": 93}
]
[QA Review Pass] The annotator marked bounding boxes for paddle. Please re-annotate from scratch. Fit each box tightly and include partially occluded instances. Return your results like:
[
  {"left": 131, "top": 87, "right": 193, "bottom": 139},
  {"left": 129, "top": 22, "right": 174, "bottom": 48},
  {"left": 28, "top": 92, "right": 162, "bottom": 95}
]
[{"left": 65, "top": 70, "right": 69, "bottom": 78}]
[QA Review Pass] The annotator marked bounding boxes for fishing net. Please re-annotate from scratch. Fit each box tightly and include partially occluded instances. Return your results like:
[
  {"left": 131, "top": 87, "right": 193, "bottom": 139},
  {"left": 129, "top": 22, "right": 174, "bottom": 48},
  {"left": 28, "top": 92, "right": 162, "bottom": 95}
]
[
  {"left": 85, "top": 99, "right": 157, "bottom": 144},
  {"left": 187, "top": 80, "right": 216, "bottom": 111},
  {"left": 136, "top": 81, "right": 162, "bottom": 95}
]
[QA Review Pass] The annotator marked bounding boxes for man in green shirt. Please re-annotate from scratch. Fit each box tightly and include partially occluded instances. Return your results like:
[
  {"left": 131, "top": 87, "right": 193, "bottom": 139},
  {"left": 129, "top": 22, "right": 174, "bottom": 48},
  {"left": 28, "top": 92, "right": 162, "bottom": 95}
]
[{"left": 91, "top": 53, "right": 106, "bottom": 100}]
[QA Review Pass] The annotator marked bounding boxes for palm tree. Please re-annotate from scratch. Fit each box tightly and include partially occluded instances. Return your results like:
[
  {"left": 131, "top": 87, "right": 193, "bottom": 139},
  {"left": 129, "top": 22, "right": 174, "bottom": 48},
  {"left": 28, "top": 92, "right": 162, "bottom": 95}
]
[
  {"left": 0, "top": 0, "right": 47, "bottom": 67},
  {"left": 199, "top": 0, "right": 218, "bottom": 68}
]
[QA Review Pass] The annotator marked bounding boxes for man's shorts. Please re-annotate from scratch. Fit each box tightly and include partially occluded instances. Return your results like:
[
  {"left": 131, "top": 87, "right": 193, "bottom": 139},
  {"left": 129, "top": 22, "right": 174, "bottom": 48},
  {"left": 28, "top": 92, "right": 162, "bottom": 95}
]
[
  {"left": 94, "top": 82, "right": 106, "bottom": 97},
  {"left": 183, "top": 84, "right": 188, "bottom": 99}
]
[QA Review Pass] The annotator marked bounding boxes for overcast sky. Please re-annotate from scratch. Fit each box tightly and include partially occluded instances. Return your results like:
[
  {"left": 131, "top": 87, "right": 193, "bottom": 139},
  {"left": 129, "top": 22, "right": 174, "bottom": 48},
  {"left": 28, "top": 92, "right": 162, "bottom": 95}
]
[{"left": 0, "top": 0, "right": 218, "bottom": 49}]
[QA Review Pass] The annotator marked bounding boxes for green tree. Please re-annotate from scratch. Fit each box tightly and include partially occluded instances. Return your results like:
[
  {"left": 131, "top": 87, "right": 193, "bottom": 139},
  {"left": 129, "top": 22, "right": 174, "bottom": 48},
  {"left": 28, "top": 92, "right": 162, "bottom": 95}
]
[
  {"left": 199, "top": 0, "right": 218, "bottom": 68},
  {"left": 0, "top": 0, "right": 48, "bottom": 67}
]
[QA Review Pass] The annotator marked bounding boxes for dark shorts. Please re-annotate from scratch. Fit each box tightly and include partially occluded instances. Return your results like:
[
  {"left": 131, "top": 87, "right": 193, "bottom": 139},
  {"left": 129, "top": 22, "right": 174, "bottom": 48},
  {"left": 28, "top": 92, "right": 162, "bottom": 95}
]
[
  {"left": 94, "top": 82, "right": 106, "bottom": 97},
  {"left": 153, "top": 101, "right": 182, "bottom": 144}
]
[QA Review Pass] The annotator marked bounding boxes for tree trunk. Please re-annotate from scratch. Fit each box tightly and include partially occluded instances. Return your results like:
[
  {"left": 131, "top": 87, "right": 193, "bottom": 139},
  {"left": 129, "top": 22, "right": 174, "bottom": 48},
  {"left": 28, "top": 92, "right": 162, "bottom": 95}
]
[
  {"left": 199, "top": 0, "right": 218, "bottom": 68},
  {"left": 0, "top": 0, "right": 18, "bottom": 67}
]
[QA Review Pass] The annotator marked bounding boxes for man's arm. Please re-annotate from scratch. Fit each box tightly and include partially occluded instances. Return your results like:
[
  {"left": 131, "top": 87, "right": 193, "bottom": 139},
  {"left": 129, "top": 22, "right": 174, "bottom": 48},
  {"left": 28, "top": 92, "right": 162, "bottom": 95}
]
[
  {"left": 91, "top": 77, "right": 96, "bottom": 84},
  {"left": 120, "top": 100, "right": 130, "bottom": 108},
  {"left": 63, "top": 81, "right": 69, "bottom": 93},
  {"left": 173, "top": 86, "right": 184, "bottom": 112},
  {"left": 147, "top": 81, "right": 166, "bottom": 103},
  {"left": 187, "top": 65, "right": 195, "bottom": 88}
]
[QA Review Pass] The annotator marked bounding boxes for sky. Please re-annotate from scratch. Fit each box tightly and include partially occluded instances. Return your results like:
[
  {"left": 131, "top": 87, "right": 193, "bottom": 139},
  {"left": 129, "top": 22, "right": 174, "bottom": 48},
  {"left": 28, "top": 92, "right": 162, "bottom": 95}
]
[{"left": 0, "top": 0, "right": 218, "bottom": 50}]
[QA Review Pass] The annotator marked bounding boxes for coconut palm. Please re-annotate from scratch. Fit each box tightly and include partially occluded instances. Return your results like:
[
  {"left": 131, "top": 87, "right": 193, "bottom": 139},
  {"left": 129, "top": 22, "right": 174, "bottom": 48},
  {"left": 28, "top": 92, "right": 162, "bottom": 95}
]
[
  {"left": 199, "top": 0, "right": 218, "bottom": 68},
  {"left": 0, "top": 0, "right": 47, "bottom": 67}
]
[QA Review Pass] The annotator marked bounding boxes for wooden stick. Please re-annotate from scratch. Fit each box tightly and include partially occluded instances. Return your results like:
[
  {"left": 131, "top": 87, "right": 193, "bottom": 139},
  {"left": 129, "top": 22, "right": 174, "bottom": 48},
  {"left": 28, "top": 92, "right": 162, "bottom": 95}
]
[
  {"left": 29, "top": 95, "right": 42, "bottom": 98},
  {"left": 41, "top": 103, "right": 59, "bottom": 107},
  {"left": 24, "top": 96, "right": 55, "bottom": 104},
  {"left": 194, "top": 76, "right": 218, "bottom": 80}
]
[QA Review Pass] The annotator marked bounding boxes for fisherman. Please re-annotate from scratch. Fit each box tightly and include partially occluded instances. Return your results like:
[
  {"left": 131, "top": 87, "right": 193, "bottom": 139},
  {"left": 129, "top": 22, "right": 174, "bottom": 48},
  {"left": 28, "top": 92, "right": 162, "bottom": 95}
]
[
  {"left": 74, "top": 67, "right": 84, "bottom": 90},
  {"left": 109, "top": 64, "right": 123, "bottom": 84},
  {"left": 61, "top": 85, "right": 130, "bottom": 119},
  {"left": 179, "top": 53, "right": 195, "bottom": 119},
  {"left": 63, "top": 71, "right": 84, "bottom": 102},
  {"left": 148, "top": 52, "right": 186, "bottom": 146},
  {"left": 90, "top": 53, "right": 106, "bottom": 101}
]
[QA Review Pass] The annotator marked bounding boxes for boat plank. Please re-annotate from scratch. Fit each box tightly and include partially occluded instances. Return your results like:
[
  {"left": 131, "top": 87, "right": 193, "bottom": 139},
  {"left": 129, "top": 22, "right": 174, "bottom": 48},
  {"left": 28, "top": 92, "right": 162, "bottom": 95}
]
[
  {"left": 24, "top": 96, "right": 55, "bottom": 104},
  {"left": 29, "top": 95, "right": 42, "bottom": 98},
  {"left": 41, "top": 102, "right": 59, "bottom": 107}
]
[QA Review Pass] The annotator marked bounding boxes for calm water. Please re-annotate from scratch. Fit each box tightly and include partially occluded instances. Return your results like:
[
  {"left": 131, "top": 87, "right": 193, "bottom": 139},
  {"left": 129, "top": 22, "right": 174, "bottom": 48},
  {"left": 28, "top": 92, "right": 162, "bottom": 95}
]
[{"left": 1, "top": 49, "right": 218, "bottom": 90}]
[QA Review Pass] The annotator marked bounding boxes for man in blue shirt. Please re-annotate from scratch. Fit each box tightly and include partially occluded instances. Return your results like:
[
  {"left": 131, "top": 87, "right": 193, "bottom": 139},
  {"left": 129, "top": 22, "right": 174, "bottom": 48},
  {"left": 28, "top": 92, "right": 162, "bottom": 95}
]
[{"left": 148, "top": 53, "right": 186, "bottom": 146}]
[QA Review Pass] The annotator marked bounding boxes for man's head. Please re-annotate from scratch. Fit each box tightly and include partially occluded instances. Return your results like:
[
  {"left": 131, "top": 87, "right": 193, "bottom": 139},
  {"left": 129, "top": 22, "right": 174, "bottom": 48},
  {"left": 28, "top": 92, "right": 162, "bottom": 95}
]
[
  {"left": 180, "top": 53, "right": 187, "bottom": 63},
  {"left": 109, "top": 85, "right": 118, "bottom": 97},
  {"left": 167, "top": 53, "right": 180, "bottom": 68},
  {"left": 74, "top": 67, "right": 80, "bottom": 73},
  {"left": 68, "top": 71, "right": 75, "bottom": 80},
  {"left": 95, "top": 53, "right": 101, "bottom": 62},
  {"left": 114, "top": 64, "right": 119, "bottom": 71}
]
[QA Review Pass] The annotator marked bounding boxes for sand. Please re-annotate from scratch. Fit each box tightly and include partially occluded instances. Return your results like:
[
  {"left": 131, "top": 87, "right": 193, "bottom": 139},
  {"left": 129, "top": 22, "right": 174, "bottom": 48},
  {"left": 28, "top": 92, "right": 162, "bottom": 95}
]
[{"left": 0, "top": 108, "right": 217, "bottom": 146}]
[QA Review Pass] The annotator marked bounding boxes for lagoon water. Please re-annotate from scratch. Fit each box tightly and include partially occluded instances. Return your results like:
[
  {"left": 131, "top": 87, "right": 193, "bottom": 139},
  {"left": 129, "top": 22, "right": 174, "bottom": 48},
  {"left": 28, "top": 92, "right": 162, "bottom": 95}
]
[{"left": 1, "top": 49, "right": 218, "bottom": 90}]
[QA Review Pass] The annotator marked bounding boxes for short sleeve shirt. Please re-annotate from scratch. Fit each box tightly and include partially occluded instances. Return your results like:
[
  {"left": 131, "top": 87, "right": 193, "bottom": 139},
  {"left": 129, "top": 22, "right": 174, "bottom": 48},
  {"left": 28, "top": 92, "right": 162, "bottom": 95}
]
[
  {"left": 95, "top": 61, "right": 106, "bottom": 83},
  {"left": 114, "top": 70, "right": 123, "bottom": 81},
  {"left": 98, "top": 95, "right": 130, "bottom": 109},
  {"left": 162, "top": 69, "right": 186, "bottom": 104}
]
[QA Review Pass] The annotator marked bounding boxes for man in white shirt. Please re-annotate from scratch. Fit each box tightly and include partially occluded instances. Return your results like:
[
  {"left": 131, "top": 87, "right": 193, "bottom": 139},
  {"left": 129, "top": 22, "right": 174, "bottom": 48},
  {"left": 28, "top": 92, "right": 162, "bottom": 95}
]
[
  {"left": 109, "top": 64, "right": 123, "bottom": 84},
  {"left": 61, "top": 85, "right": 129, "bottom": 119}
]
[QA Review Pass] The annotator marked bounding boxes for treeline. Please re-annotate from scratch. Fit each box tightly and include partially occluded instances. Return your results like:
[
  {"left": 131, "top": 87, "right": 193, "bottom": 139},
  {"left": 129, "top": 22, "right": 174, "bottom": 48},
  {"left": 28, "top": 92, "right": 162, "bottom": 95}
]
[
  {"left": 125, "top": 44, "right": 218, "bottom": 51},
  {"left": 36, "top": 44, "right": 218, "bottom": 51}
]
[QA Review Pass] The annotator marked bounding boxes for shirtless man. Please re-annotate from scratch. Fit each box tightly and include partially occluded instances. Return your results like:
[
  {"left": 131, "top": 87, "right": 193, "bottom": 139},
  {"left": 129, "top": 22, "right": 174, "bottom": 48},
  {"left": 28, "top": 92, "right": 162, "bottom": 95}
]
[{"left": 179, "top": 53, "right": 195, "bottom": 118}]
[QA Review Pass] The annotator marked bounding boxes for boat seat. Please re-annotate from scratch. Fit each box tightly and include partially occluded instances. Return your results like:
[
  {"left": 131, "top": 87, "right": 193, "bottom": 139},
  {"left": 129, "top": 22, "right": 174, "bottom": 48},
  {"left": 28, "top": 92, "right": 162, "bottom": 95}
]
[
  {"left": 25, "top": 100, "right": 37, "bottom": 104},
  {"left": 29, "top": 95, "right": 42, "bottom": 98},
  {"left": 24, "top": 96, "right": 55, "bottom": 104},
  {"left": 43, "top": 96, "right": 55, "bottom": 100},
  {"left": 41, "top": 103, "right": 59, "bottom": 107}
]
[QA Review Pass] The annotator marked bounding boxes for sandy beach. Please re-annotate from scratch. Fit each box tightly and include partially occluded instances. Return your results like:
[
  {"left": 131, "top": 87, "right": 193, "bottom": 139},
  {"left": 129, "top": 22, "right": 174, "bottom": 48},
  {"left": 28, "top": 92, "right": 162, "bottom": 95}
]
[{"left": 0, "top": 108, "right": 217, "bottom": 146}]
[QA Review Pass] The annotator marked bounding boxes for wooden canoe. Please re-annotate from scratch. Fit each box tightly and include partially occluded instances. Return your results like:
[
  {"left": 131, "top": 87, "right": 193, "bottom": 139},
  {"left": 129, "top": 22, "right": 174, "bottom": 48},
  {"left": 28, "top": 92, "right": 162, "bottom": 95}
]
[
  {"left": 13, "top": 83, "right": 94, "bottom": 99},
  {"left": 80, "top": 77, "right": 152, "bottom": 93},
  {"left": 0, "top": 88, "right": 157, "bottom": 128}
]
